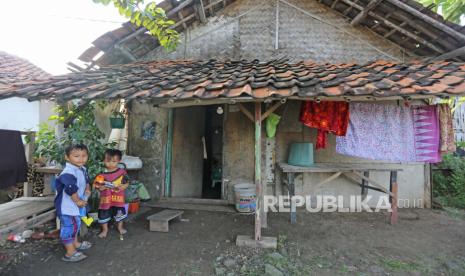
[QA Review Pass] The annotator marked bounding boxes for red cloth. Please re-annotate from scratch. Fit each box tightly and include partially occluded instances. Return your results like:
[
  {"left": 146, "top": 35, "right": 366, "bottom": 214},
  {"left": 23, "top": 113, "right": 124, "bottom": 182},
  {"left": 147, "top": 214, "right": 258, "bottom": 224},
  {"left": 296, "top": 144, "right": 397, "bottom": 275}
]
[{"left": 299, "top": 101, "right": 350, "bottom": 149}]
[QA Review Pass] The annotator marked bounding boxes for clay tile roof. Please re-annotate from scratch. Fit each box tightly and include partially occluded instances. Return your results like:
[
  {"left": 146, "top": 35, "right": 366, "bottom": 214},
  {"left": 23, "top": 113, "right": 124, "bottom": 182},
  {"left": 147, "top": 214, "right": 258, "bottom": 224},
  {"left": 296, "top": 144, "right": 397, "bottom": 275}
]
[
  {"left": 0, "top": 51, "right": 50, "bottom": 89},
  {"left": 1, "top": 59, "right": 465, "bottom": 102}
]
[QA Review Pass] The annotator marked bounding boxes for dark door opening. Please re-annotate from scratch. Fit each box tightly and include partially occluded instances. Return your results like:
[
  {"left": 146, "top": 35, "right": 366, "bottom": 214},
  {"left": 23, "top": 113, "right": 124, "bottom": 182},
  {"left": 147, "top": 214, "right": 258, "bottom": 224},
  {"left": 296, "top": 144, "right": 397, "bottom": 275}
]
[{"left": 201, "top": 105, "right": 224, "bottom": 199}]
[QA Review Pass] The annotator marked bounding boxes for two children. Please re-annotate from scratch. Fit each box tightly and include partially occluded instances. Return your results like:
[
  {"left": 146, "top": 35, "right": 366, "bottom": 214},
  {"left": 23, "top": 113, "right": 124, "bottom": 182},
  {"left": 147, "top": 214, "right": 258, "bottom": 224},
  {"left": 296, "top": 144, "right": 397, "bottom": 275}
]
[{"left": 54, "top": 145, "right": 128, "bottom": 262}]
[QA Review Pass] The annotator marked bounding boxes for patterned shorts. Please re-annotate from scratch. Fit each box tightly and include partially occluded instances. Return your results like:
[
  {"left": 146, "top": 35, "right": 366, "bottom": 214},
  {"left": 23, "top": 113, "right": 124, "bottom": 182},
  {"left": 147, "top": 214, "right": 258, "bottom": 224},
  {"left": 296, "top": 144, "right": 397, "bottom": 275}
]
[
  {"left": 98, "top": 207, "right": 127, "bottom": 224},
  {"left": 59, "top": 215, "right": 81, "bottom": 245}
]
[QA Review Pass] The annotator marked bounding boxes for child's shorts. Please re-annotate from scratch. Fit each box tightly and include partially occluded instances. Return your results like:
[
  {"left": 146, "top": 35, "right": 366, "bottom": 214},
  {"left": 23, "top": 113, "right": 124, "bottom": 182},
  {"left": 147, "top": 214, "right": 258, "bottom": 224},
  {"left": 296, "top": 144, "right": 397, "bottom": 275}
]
[
  {"left": 98, "top": 207, "right": 127, "bottom": 224},
  {"left": 59, "top": 215, "right": 81, "bottom": 245}
]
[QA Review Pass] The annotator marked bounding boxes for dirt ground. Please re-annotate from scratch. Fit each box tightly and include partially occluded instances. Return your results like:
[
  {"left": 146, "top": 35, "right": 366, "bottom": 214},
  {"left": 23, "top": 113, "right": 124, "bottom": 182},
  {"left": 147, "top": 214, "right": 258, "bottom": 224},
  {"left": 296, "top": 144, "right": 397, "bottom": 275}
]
[{"left": 1, "top": 207, "right": 465, "bottom": 276}]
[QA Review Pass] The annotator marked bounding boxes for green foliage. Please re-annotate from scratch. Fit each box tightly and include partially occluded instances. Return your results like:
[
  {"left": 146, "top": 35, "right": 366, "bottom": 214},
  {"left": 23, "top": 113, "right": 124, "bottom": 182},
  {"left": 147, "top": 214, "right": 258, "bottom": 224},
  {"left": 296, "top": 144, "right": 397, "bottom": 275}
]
[
  {"left": 433, "top": 153, "right": 465, "bottom": 209},
  {"left": 34, "top": 102, "right": 116, "bottom": 179},
  {"left": 93, "top": 0, "right": 179, "bottom": 51},
  {"left": 417, "top": 0, "right": 465, "bottom": 24}
]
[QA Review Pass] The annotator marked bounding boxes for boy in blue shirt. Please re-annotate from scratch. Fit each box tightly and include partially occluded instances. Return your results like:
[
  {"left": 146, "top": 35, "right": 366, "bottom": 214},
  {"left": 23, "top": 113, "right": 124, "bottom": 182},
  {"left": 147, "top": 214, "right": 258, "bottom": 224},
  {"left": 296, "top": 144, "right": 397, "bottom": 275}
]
[{"left": 54, "top": 144, "right": 92, "bottom": 262}]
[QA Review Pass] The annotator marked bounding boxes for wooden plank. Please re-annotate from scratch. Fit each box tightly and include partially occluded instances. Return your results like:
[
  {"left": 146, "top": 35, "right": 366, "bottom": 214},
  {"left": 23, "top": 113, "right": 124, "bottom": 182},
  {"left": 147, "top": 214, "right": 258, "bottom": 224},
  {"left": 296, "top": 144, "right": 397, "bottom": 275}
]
[
  {"left": 287, "top": 172, "right": 296, "bottom": 224},
  {"left": 390, "top": 171, "right": 398, "bottom": 225},
  {"left": 350, "top": 0, "right": 383, "bottom": 26},
  {"left": 158, "top": 197, "right": 229, "bottom": 205},
  {"left": 13, "top": 196, "right": 54, "bottom": 202},
  {"left": 0, "top": 201, "right": 54, "bottom": 226},
  {"left": 361, "top": 171, "right": 369, "bottom": 199},
  {"left": 147, "top": 210, "right": 184, "bottom": 221},
  {"left": 254, "top": 102, "right": 263, "bottom": 240},
  {"left": 143, "top": 202, "right": 236, "bottom": 213},
  {"left": 348, "top": 171, "right": 394, "bottom": 197},
  {"left": 196, "top": 0, "right": 207, "bottom": 24},
  {"left": 35, "top": 167, "right": 62, "bottom": 174},
  {"left": 313, "top": 172, "right": 342, "bottom": 190},
  {"left": 164, "top": 109, "right": 174, "bottom": 197},
  {"left": 237, "top": 103, "right": 255, "bottom": 123},
  {"left": 278, "top": 163, "right": 403, "bottom": 173},
  {"left": 0, "top": 209, "right": 56, "bottom": 237}
]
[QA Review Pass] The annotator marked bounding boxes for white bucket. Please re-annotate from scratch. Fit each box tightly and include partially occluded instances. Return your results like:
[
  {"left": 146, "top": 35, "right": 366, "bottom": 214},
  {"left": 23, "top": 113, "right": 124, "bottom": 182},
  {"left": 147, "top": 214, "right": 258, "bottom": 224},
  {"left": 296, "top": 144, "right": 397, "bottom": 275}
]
[{"left": 234, "top": 183, "right": 256, "bottom": 213}]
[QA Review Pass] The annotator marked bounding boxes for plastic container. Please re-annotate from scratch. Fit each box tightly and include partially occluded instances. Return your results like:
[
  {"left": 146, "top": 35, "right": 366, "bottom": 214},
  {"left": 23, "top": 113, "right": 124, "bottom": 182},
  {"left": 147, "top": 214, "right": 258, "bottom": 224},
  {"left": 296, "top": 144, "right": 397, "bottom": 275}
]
[
  {"left": 234, "top": 183, "right": 256, "bottom": 213},
  {"left": 110, "top": 117, "right": 126, "bottom": 129},
  {"left": 128, "top": 200, "right": 140, "bottom": 214},
  {"left": 288, "top": 143, "right": 314, "bottom": 167}
]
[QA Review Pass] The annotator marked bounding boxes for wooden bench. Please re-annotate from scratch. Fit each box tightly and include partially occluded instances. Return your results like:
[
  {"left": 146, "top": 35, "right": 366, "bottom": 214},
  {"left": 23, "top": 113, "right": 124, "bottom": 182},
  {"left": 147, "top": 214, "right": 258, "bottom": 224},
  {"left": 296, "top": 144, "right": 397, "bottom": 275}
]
[{"left": 147, "top": 210, "right": 184, "bottom": 232}]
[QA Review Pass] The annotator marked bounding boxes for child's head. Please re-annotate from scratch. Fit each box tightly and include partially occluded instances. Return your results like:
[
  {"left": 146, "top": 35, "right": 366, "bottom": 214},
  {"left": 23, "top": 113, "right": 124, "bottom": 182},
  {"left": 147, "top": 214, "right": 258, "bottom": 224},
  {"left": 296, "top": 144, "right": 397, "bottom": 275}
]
[
  {"left": 64, "top": 144, "right": 89, "bottom": 167},
  {"left": 104, "top": 149, "right": 123, "bottom": 171}
]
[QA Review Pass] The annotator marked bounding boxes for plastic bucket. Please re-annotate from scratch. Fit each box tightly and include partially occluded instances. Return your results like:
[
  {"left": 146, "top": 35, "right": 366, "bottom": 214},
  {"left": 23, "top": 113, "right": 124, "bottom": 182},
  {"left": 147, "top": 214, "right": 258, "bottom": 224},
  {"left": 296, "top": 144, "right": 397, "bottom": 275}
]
[
  {"left": 128, "top": 200, "right": 140, "bottom": 214},
  {"left": 288, "top": 142, "right": 314, "bottom": 167},
  {"left": 234, "top": 183, "right": 256, "bottom": 213}
]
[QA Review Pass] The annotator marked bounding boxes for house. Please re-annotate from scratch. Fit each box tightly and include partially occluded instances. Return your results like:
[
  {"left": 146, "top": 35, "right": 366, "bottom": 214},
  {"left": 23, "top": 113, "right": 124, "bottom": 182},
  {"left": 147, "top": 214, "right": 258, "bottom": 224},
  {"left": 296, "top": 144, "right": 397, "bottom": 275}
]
[
  {"left": 1, "top": 0, "right": 465, "bottom": 240},
  {"left": 0, "top": 51, "right": 54, "bottom": 131}
]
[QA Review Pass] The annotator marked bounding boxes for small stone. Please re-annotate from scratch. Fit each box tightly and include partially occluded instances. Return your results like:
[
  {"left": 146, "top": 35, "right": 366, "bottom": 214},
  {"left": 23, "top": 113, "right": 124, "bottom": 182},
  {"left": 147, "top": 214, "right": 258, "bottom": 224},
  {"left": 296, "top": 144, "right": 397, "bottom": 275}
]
[
  {"left": 265, "top": 264, "right": 284, "bottom": 276},
  {"left": 225, "top": 239, "right": 230, "bottom": 243},
  {"left": 216, "top": 256, "right": 224, "bottom": 262},
  {"left": 215, "top": 267, "right": 226, "bottom": 275},
  {"left": 223, "top": 258, "right": 236, "bottom": 268},
  {"left": 226, "top": 273, "right": 235, "bottom": 276}
]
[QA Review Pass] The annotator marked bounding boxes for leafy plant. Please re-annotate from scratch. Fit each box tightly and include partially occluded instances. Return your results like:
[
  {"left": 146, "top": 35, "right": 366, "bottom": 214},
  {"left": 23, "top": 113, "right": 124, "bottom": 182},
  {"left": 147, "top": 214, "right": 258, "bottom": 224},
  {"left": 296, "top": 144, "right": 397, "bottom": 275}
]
[
  {"left": 93, "top": 0, "right": 179, "bottom": 51},
  {"left": 417, "top": 0, "right": 465, "bottom": 24},
  {"left": 433, "top": 152, "right": 465, "bottom": 209},
  {"left": 34, "top": 102, "right": 116, "bottom": 179}
]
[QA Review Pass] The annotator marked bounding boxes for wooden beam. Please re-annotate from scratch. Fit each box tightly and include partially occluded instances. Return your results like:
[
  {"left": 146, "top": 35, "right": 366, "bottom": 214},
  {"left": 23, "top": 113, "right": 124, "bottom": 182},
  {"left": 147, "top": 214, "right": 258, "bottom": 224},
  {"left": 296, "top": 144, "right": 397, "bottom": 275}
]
[
  {"left": 331, "top": 0, "right": 340, "bottom": 9},
  {"left": 196, "top": 0, "right": 207, "bottom": 24},
  {"left": 350, "top": 0, "right": 383, "bottom": 26},
  {"left": 170, "top": 14, "right": 196, "bottom": 29},
  {"left": 430, "top": 45, "right": 465, "bottom": 61},
  {"left": 237, "top": 103, "right": 255, "bottom": 122},
  {"left": 208, "top": 0, "right": 214, "bottom": 15},
  {"left": 167, "top": 0, "right": 194, "bottom": 17},
  {"left": 386, "top": 0, "right": 465, "bottom": 42},
  {"left": 204, "top": 0, "right": 225, "bottom": 10},
  {"left": 340, "top": 0, "right": 445, "bottom": 53},
  {"left": 389, "top": 171, "right": 398, "bottom": 224},
  {"left": 254, "top": 102, "right": 263, "bottom": 240},
  {"left": 261, "top": 102, "right": 283, "bottom": 121},
  {"left": 114, "top": 44, "right": 137, "bottom": 61},
  {"left": 164, "top": 109, "right": 174, "bottom": 197},
  {"left": 384, "top": 21, "right": 406, "bottom": 38},
  {"left": 178, "top": 11, "right": 188, "bottom": 29},
  {"left": 347, "top": 171, "right": 394, "bottom": 197}
]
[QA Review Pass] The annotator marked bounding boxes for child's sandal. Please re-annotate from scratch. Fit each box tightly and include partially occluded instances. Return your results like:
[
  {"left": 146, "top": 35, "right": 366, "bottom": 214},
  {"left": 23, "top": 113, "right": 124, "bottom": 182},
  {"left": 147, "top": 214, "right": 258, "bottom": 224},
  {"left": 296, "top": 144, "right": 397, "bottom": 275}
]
[
  {"left": 76, "top": 241, "right": 92, "bottom": 250},
  {"left": 62, "top": 251, "right": 87, "bottom": 262}
]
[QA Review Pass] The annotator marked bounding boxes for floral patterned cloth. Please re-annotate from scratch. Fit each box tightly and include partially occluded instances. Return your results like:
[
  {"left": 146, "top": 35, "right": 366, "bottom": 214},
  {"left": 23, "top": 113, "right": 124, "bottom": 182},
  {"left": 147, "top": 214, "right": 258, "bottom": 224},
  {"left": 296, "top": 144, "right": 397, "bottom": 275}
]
[
  {"left": 438, "top": 103, "right": 456, "bottom": 154},
  {"left": 299, "top": 101, "right": 350, "bottom": 149},
  {"left": 336, "top": 102, "right": 416, "bottom": 162}
]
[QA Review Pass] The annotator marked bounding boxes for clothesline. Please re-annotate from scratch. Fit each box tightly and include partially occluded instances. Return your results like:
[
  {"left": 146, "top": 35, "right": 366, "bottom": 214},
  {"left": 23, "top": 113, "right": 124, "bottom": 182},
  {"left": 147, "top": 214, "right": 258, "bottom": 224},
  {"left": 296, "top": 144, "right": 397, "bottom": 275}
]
[{"left": 299, "top": 101, "right": 455, "bottom": 164}]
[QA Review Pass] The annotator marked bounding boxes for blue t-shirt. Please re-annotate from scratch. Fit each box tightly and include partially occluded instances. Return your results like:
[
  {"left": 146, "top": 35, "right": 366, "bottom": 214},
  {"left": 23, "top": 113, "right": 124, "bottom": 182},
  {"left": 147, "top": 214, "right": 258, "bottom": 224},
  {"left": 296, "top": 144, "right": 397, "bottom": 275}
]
[{"left": 54, "top": 163, "right": 89, "bottom": 217}]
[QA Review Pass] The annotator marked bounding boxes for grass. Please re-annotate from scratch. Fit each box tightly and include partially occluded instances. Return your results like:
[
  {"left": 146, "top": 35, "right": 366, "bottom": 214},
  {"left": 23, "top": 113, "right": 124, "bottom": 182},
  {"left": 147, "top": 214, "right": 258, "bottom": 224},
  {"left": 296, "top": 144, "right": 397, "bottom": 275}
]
[{"left": 379, "top": 257, "right": 426, "bottom": 273}]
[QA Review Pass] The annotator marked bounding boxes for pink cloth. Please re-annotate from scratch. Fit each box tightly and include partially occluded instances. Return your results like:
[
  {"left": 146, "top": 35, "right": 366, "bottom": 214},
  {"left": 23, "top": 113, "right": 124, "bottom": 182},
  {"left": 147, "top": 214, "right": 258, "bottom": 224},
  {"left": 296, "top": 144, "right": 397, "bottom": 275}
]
[
  {"left": 336, "top": 102, "right": 416, "bottom": 162},
  {"left": 413, "top": 105, "right": 441, "bottom": 163}
]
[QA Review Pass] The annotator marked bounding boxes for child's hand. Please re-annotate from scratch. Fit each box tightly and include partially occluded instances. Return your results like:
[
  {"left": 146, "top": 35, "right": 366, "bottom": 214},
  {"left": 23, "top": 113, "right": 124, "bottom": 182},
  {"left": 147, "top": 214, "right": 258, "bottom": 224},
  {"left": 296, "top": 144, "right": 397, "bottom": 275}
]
[
  {"left": 76, "top": 200, "right": 87, "bottom": 207},
  {"left": 85, "top": 189, "right": 91, "bottom": 197}
]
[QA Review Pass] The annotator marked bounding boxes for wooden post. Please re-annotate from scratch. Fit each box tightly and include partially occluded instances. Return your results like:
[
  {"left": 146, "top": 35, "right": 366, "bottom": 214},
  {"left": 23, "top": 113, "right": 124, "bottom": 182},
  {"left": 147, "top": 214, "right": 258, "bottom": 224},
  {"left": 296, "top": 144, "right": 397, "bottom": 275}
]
[
  {"left": 288, "top": 172, "right": 296, "bottom": 224},
  {"left": 361, "top": 171, "right": 369, "bottom": 200},
  {"left": 389, "top": 171, "right": 398, "bottom": 225},
  {"left": 164, "top": 109, "right": 174, "bottom": 197},
  {"left": 254, "top": 102, "right": 262, "bottom": 241}
]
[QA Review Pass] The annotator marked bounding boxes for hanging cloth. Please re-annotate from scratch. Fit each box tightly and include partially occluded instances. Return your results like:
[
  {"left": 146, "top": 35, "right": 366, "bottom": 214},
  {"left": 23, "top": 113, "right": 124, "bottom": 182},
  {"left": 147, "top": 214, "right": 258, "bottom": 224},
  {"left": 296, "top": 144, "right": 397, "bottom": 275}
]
[
  {"left": 438, "top": 103, "right": 456, "bottom": 154},
  {"left": 412, "top": 105, "right": 441, "bottom": 163},
  {"left": 299, "top": 101, "right": 350, "bottom": 149},
  {"left": 0, "top": 130, "right": 27, "bottom": 189},
  {"left": 336, "top": 102, "right": 417, "bottom": 162}
]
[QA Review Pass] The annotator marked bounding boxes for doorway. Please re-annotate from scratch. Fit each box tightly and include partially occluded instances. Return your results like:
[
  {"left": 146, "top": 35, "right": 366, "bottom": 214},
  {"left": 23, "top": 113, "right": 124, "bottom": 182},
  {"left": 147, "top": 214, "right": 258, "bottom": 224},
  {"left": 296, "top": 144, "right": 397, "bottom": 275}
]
[{"left": 170, "top": 105, "right": 224, "bottom": 199}]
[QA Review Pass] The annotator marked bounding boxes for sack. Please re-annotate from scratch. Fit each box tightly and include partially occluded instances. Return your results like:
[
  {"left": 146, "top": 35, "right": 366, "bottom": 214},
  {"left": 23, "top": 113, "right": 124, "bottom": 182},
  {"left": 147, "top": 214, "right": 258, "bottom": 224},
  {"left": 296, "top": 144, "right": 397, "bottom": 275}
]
[
  {"left": 137, "top": 183, "right": 151, "bottom": 201},
  {"left": 121, "top": 155, "right": 143, "bottom": 169},
  {"left": 125, "top": 183, "right": 139, "bottom": 203},
  {"left": 266, "top": 113, "right": 281, "bottom": 138}
]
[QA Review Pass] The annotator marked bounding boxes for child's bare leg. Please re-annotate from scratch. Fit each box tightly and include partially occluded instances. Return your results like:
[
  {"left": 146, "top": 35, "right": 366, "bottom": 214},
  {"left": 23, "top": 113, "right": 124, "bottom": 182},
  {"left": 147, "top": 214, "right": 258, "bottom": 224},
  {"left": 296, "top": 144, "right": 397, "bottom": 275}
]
[
  {"left": 73, "top": 236, "right": 81, "bottom": 248},
  {"left": 116, "top": 221, "right": 127, "bottom": 235},
  {"left": 64, "top": 243, "right": 77, "bottom": 257},
  {"left": 99, "top": 223, "right": 108, "bottom": 238}
]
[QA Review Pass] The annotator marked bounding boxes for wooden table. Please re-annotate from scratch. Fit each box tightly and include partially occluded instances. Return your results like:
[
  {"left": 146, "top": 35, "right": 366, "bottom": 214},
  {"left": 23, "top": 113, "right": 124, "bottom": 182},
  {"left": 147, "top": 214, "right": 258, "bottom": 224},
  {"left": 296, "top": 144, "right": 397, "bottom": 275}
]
[{"left": 278, "top": 163, "right": 402, "bottom": 225}]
